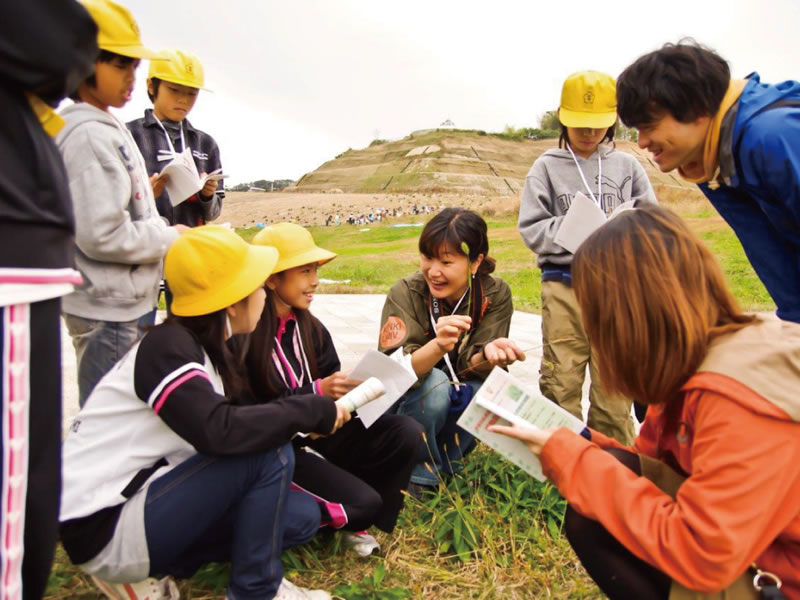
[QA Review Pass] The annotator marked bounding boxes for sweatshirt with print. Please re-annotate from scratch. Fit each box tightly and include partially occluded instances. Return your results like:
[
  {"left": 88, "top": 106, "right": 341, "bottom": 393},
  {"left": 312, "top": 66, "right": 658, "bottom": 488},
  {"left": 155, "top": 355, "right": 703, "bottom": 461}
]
[
  {"left": 517, "top": 145, "right": 656, "bottom": 267},
  {"left": 56, "top": 103, "right": 178, "bottom": 321}
]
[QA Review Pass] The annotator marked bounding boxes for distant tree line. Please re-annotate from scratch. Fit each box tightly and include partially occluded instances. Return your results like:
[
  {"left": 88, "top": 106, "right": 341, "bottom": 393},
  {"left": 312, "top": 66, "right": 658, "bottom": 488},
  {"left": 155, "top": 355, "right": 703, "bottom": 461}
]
[{"left": 226, "top": 179, "right": 295, "bottom": 192}]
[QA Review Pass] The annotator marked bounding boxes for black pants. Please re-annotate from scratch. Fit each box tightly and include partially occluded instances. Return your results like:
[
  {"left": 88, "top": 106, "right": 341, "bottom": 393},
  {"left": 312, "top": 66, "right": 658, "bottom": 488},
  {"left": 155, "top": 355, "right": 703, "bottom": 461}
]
[
  {"left": 0, "top": 299, "right": 62, "bottom": 600},
  {"left": 293, "top": 414, "right": 422, "bottom": 533},
  {"left": 564, "top": 448, "right": 671, "bottom": 600}
]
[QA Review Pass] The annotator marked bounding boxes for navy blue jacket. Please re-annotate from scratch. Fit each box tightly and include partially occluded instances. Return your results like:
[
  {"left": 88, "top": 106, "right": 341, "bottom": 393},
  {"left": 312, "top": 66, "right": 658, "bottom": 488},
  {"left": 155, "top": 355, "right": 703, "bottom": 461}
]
[
  {"left": 127, "top": 109, "right": 224, "bottom": 227},
  {"left": 701, "top": 73, "right": 800, "bottom": 323}
]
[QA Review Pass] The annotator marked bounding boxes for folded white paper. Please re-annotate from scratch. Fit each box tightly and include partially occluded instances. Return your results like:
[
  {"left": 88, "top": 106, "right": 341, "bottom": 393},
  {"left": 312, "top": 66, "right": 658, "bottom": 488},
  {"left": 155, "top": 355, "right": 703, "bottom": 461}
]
[
  {"left": 554, "top": 192, "right": 636, "bottom": 254},
  {"left": 457, "top": 367, "right": 584, "bottom": 481},
  {"left": 161, "top": 147, "right": 227, "bottom": 206},
  {"left": 347, "top": 349, "right": 416, "bottom": 428}
]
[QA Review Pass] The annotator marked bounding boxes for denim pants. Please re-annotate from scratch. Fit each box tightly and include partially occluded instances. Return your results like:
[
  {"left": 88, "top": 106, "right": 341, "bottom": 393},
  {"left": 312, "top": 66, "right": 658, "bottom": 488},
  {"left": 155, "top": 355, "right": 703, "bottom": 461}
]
[
  {"left": 144, "top": 445, "right": 320, "bottom": 600},
  {"left": 63, "top": 309, "right": 156, "bottom": 407},
  {"left": 390, "top": 368, "right": 479, "bottom": 486}
]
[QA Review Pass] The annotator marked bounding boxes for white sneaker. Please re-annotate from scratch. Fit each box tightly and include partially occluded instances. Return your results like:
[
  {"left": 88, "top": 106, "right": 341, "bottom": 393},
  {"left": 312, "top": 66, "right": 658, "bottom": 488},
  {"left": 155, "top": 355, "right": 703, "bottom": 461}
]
[
  {"left": 91, "top": 575, "right": 180, "bottom": 600},
  {"left": 274, "top": 577, "right": 332, "bottom": 600},
  {"left": 343, "top": 531, "right": 381, "bottom": 557}
]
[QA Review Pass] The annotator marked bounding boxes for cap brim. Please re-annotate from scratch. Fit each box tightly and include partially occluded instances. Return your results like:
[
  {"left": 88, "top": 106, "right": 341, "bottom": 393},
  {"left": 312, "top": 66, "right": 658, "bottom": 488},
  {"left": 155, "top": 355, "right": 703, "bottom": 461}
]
[
  {"left": 273, "top": 248, "right": 337, "bottom": 274},
  {"left": 559, "top": 107, "right": 617, "bottom": 129},
  {"left": 151, "top": 75, "right": 212, "bottom": 92},
  {"left": 171, "top": 245, "right": 279, "bottom": 317},
  {"left": 103, "top": 44, "right": 169, "bottom": 60}
]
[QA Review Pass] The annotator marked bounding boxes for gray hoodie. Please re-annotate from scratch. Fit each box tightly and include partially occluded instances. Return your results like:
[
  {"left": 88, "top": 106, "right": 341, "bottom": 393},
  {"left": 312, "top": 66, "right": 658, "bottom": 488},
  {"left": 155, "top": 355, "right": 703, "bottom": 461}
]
[
  {"left": 517, "top": 145, "right": 656, "bottom": 267},
  {"left": 56, "top": 103, "right": 179, "bottom": 321}
]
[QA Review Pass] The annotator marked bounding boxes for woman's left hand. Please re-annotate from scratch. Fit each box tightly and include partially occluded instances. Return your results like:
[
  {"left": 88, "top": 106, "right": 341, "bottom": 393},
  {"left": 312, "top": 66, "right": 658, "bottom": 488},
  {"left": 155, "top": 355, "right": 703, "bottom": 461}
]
[
  {"left": 487, "top": 424, "right": 557, "bottom": 456},
  {"left": 482, "top": 338, "right": 526, "bottom": 368}
]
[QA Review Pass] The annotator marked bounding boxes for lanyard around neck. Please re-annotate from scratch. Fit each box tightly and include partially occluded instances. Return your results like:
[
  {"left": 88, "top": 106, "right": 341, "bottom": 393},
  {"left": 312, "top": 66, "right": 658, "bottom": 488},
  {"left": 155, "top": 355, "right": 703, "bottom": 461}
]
[
  {"left": 271, "top": 320, "right": 313, "bottom": 389},
  {"left": 153, "top": 114, "right": 186, "bottom": 159},
  {"left": 428, "top": 288, "right": 469, "bottom": 384},
  {"left": 566, "top": 144, "right": 602, "bottom": 207}
]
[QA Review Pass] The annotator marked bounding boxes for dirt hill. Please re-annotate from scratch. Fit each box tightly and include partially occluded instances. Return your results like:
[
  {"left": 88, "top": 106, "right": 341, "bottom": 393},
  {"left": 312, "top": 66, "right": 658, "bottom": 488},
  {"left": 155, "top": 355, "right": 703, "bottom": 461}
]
[{"left": 290, "top": 129, "right": 696, "bottom": 195}]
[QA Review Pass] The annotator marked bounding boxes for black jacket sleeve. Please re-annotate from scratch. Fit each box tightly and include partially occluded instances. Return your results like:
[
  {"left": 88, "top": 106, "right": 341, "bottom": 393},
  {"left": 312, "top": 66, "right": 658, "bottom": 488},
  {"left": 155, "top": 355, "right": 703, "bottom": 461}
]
[{"left": 134, "top": 323, "right": 337, "bottom": 455}]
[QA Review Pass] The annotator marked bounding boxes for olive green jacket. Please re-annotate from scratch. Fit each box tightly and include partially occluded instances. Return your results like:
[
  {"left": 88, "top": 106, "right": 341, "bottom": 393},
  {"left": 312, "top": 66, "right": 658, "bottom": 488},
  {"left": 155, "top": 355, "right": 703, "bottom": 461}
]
[{"left": 378, "top": 271, "right": 513, "bottom": 381}]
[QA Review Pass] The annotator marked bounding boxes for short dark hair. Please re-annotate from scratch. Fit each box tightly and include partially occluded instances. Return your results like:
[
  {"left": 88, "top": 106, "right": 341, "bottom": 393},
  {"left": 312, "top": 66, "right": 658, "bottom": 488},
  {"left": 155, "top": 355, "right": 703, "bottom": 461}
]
[
  {"left": 70, "top": 50, "right": 136, "bottom": 101},
  {"left": 558, "top": 123, "right": 616, "bottom": 151},
  {"left": 418, "top": 207, "right": 496, "bottom": 275},
  {"left": 617, "top": 39, "right": 730, "bottom": 127},
  {"left": 147, "top": 76, "right": 162, "bottom": 102}
]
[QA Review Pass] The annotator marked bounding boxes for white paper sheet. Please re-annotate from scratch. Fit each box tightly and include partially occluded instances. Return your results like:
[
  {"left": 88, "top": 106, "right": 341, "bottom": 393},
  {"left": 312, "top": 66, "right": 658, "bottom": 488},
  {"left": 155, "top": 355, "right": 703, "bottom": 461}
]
[
  {"left": 457, "top": 367, "right": 585, "bottom": 481},
  {"left": 554, "top": 191, "right": 608, "bottom": 254},
  {"left": 161, "top": 147, "right": 227, "bottom": 206},
  {"left": 348, "top": 349, "right": 416, "bottom": 428}
]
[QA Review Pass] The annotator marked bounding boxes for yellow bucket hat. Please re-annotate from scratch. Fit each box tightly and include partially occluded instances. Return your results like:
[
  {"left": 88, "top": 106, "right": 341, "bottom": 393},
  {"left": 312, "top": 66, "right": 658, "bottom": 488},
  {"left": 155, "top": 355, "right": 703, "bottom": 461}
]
[
  {"left": 80, "top": 0, "right": 164, "bottom": 60},
  {"left": 251, "top": 223, "right": 336, "bottom": 274},
  {"left": 149, "top": 48, "right": 210, "bottom": 91},
  {"left": 165, "top": 225, "right": 278, "bottom": 317},
  {"left": 558, "top": 71, "right": 617, "bottom": 129}
]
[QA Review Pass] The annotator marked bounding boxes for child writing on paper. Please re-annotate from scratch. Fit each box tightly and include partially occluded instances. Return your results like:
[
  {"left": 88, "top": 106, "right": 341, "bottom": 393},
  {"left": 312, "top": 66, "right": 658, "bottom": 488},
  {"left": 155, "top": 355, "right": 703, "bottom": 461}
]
[
  {"left": 127, "top": 49, "right": 223, "bottom": 228},
  {"left": 517, "top": 71, "right": 656, "bottom": 443},
  {"left": 241, "top": 223, "right": 421, "bottom": 557},
  {"left": 492, "top": 205, "right": 800, "bottom": 600}
]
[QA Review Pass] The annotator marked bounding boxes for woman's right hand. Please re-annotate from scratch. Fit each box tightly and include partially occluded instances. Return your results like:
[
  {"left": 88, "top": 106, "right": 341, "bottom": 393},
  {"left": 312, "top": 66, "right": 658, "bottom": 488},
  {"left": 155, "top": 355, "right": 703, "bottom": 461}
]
[
  {"left": 320, "top": 371, "right": 362, "bottom": 399},
  {"left": 433, "top": 315, "right": 472, "bottom": 353}
]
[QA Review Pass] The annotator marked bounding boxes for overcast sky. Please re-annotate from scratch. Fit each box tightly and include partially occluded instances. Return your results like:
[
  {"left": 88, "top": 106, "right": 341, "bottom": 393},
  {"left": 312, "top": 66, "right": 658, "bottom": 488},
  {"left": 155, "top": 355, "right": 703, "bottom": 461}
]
[{"left": 113, "top": 0, "right": 800, "bottom": 185}]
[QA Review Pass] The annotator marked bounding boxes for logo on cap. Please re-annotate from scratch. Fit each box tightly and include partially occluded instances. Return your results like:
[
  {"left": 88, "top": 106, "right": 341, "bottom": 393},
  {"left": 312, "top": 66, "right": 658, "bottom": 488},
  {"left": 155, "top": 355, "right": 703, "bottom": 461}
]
[
  {"left": 185, "top": 62, "right": 194, "bottom": 75},
  {"left": 583, "top": 91, "right": 594, "bottom": 105}
]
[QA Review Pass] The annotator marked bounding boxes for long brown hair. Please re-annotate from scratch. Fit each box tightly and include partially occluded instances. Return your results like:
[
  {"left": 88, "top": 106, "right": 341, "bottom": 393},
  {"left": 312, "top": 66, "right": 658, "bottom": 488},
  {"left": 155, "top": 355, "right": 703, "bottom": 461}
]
[
  {"left": 572, "top": 205, "right": 756, "bottom": 407},
  {"left": 244, "top": 283, "right": 324, "bottom": 400}
]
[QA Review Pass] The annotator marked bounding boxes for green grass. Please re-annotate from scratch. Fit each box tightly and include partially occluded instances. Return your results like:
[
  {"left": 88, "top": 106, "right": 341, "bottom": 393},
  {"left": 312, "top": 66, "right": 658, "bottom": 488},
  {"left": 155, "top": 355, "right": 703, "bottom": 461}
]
[
  {"left": 47, "top": 209, "right": 774, "bottom": 599},
  {"left": 241, "top": 212, "right": 773, "bottom": 315}
]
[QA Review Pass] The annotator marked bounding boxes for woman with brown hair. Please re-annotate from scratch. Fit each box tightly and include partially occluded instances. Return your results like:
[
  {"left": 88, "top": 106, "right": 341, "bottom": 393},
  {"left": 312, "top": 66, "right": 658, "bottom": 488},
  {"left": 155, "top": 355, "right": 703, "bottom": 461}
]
[{"left": 491, "top": 205, "right": 800, "bottom": 599}]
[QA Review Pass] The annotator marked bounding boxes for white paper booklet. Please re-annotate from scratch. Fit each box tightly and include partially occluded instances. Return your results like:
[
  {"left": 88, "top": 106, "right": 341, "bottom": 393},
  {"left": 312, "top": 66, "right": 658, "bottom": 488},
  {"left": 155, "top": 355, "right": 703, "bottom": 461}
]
[
  {"left": 161, "top": 147, "right": 227, "bottom": 206},
  {"left": 554, "top": 191, "right": 636, "bottom": 254},
  {"left": 346, "top": 348, "right": 416, "bottom": 428},
  {"left": 456, "top": 367, "right": 585, "bottom": 481}
]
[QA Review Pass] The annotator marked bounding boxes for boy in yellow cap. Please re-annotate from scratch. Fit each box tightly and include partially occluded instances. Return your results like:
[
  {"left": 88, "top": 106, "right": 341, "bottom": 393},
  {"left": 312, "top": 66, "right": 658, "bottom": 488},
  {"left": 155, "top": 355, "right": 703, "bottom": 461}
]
[
  {"left": 57, "top": 0, "right": 187, "bottom": 408},
  {"left": 127, "top": 49, "right": 224, "bottom": 228},
  {"left": 517, "top": 71, "right": 656, "bottom": 444}
]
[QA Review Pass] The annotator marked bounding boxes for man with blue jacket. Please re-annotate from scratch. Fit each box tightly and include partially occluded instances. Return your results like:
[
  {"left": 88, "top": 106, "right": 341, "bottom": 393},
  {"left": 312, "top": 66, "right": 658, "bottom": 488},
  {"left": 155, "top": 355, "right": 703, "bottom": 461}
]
[{"left": 617, "top": 41, "right": 800, "bottom": 323}]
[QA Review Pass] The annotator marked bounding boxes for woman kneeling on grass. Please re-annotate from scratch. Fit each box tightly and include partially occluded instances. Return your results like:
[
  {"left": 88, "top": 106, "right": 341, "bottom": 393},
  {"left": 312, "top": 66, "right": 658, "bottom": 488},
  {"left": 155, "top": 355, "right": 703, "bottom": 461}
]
[
  {"left": 241, "top": 223, "right": 422, "bottom": 557},
  {"left": 59, "top": 226, "right": 348, "bottom": 600},
  {"left": 379, "top": 207, "right": 525, "bottom": 491},
  {"left": 491, "top": 205, "right": 800, "bottom": 599}
]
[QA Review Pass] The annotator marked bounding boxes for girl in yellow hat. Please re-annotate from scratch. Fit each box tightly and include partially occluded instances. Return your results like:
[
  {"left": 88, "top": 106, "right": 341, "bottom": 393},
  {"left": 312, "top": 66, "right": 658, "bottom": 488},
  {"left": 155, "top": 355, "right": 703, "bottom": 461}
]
[
  {"left": 245, "top": 222, "right": 422, "bottom": 557},
  {"left": 59, "top": 225, "right": 344, "bottom": 600},
  {"left": 517, "top": 70, "right": 657, "bottom": 444}
]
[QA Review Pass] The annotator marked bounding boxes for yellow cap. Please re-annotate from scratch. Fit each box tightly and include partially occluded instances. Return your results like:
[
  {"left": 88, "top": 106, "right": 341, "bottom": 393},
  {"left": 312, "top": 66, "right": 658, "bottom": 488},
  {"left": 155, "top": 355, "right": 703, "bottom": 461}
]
[
  {"left": 558, "top": 71, "right": 617, "bottom": 129},
  {"left": 252, "top": 223, "right": 336, "bottom": 274},
  {"left": 148, "top": 48, "right": 210, "bottom": 91},
  {"left": 165, "top": 225, "right": 278, "bottom": 317},
  {"left": 80, "top": 0, "right": 163, "bottom": 60}
]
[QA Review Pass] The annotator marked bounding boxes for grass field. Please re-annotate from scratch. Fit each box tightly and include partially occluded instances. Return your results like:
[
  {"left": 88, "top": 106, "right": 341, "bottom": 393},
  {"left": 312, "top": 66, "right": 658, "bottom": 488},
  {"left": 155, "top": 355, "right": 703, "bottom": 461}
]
[{"left": 46, "top": 197, "right": 774, "bottom": 599}]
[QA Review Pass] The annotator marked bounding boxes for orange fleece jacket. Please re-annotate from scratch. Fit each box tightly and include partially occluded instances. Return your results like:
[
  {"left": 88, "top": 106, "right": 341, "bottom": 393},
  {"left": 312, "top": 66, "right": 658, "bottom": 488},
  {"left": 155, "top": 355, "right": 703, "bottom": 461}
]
[{"left": 540, "top": 372, "right": 800, "bottom": 597}]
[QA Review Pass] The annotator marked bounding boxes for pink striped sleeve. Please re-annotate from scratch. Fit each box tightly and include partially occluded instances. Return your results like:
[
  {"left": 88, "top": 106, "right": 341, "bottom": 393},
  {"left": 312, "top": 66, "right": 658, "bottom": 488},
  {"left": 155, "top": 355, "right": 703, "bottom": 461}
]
[{"left": 153, "top": 370, "right": 210, "bottom": 414}]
